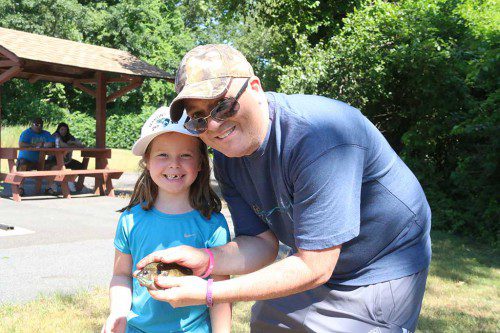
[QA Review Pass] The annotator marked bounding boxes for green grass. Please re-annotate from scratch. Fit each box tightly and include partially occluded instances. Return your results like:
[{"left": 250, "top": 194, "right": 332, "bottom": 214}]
[
  {"left": 0, "top": 288, "right": 252, "bottom": 333},
  {"left": 0, "top": 231, "right": 498, "bottom": 332},
  {"left": 417, "top": 231, "right": 499, "bottom": 332},
  {"left": 0, "top": 125, "right": 141, "bottom": 173},
  {"left": 105, "top": 148, "right": 141, "bottom": 173}
]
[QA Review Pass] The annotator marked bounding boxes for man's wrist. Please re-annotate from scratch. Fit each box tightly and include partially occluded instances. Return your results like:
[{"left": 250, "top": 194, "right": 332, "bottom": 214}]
[{"left": 200, "top": 248, "right": 214, "bottom": 278}]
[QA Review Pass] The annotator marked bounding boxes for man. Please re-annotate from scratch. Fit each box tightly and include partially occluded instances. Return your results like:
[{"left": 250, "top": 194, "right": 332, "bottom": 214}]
[
  {"left": 137, "top": 45, "right": 431, "bottom": 332},
  {"left": 18, "top": 117, "right": 55, "bottom": 195}
]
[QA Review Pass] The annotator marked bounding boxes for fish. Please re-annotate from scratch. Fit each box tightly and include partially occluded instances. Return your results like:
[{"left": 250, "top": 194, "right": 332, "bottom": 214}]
[{"left": 134, "top": 262, "right": 193, "bottom": 288}]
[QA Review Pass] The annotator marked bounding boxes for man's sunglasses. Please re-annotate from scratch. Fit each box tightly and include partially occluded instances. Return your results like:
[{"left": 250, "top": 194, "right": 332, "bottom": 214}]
[
  {"left": 33, "top": 122, "right": 42, "bottom": 127},
  {"left": 184, "top": 78, "right": 250, "bottom": 134}
]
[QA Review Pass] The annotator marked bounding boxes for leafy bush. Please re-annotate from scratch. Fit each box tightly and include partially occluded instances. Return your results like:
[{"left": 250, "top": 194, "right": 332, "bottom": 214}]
[
  {"left": 0, "top": 81, "right": 69, "bottom": 125},
  {"left": 279, "top": 0, "right": 499, "bottom": 244},
  {"left": 63, "top": 111, "right": 96, "bottom": 147},
  {"left": 0, "top": 0, "right": 194, "bottom": 122},
  {"left": 106, "top": 106, "right": 156, "bottom": 149},
  {"left": 60, "top": 107, "right": 157, "bottom": 150}
]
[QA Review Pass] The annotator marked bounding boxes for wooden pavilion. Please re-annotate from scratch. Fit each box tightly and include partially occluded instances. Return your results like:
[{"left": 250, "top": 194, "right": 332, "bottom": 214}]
[
  {"left": 0, "top": 27, "right": 174, "bottom": 200},
  {"left": 0, "top": 27, "right": 174, "bottom": 152}
]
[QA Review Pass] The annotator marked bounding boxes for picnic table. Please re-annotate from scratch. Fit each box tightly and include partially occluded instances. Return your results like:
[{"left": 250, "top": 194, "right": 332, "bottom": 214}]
[{"left": 0, "top": 147, "right": 123, "bottom": 202}]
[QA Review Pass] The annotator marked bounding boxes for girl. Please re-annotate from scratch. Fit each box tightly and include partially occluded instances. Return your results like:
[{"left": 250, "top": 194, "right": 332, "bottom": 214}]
[
  {"left": 46, "top": 122, "right": 85, "bottom": 194},
  {"left": 102, "top": 107, "right": 231, "bottom": 333}
]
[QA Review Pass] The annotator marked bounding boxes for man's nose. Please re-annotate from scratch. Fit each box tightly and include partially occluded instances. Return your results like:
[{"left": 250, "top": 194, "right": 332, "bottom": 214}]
[{"left": 206, "top": 116, "right": 222, "bottom": 132}]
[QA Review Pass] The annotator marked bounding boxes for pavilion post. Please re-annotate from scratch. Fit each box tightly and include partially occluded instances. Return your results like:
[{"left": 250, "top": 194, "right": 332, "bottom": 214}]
[
  {"left": 95, "top": 72, "right": 107, "bottom": 144},
  {"left": 0, "top": 85, "right": 2, "bottom": 148},
  {"left": 95, "top": 71, "right": 107, "bottom": 170}
]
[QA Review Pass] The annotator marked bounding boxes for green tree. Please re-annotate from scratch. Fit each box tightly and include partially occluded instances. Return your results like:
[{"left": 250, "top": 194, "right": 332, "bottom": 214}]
[
  {"left": 0, "top": 0, "right": 194, "bottom": 123},
  {"left": 279, "top": 0, "right": 499, "bottom": 243}
]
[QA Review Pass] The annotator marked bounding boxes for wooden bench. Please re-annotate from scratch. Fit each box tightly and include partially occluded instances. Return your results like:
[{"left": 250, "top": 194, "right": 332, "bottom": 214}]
[{"left": 1, "top": 169, "right": 123, "bottom": 202}]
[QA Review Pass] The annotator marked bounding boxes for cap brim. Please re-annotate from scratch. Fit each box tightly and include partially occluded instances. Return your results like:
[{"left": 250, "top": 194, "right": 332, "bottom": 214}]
[
  {"left": 170, "top": 77, "right": 231, "bottom": 121},
  {"left": 131, "top": 128, "right": 197, "bottom": 156}
]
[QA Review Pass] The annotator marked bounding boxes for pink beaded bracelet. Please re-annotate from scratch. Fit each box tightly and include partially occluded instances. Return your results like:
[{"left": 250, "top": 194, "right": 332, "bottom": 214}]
[
  {"left": 200, "top": 248, "right": 214, "bottom": 279},
  {"left": 206, "top": 278, "right": 214, "bottom": 307}
]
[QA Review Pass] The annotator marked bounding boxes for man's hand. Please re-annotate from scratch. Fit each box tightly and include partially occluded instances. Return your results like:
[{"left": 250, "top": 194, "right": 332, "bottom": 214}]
[
  {"left": 136, "top": 245, "right": 209, "bottom": 277},
  {"left": 148, "top": 275, "right": 208, "bottom": 308}
]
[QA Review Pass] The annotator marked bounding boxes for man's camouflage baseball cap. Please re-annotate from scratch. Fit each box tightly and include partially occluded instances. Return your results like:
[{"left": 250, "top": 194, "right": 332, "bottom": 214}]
[{"left": 169, "top": 44, "right": 254, "bottom": 122}]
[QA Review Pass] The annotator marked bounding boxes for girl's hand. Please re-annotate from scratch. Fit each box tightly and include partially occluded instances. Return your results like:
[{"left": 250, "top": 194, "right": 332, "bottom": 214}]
[
  {"left": 101, "top": 314, "right": 127, "bottom": 333},
  {"left": 148, "top": 275, "right": 208, "bottom": 308},
  {"left": 136, "top": 245, "right": 210, "bottom": 276}
]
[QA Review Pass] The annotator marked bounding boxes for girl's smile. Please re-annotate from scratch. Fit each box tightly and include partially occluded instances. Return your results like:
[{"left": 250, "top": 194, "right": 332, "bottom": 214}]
[
  {"left": 147, "top": 132, "right": 201, "bottom": 198},
  {"left": 164, "top": 173, "right": 184, "bottom": 180}
]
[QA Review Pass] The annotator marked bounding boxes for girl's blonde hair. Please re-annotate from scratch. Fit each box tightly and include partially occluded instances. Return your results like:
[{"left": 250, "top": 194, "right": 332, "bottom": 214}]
[{"left": 120, "top": 138, "right": 221, "bottom": 219}]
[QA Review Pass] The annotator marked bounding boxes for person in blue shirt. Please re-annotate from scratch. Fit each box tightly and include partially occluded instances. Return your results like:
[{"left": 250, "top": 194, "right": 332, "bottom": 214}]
[
  {"left": 102, "top": 107, "right": 231, "bottom": 333},
  {"left": 137, "top": 45, "right": 431, "bottom": 333},
  {"left": 17, "top": 117, "right": 55, "bottom": 196}
]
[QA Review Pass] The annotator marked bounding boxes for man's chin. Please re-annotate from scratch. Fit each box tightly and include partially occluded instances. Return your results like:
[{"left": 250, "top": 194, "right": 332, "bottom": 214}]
[{"left": 215, "top": 143, "right": 257, "bottom": 158}]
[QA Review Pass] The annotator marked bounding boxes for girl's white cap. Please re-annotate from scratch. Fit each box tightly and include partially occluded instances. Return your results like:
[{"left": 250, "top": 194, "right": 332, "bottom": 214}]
[{"left": 131, "top": 106, "right": 197, "bottom": 156}]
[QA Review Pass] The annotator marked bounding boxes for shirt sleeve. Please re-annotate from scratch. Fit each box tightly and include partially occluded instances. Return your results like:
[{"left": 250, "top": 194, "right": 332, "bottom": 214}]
[
  {"left": 19, "top": 130, "right": 31, "bottom": 143},
  {"left": 214, "top": 156, "right": 269, "bottom": 237},
  {"left": 291, "top": 144, "right": 366, "bottom": 250},
  {"left": 206, "top": 214, "right": 231, "bottom": 248},
  {"left": 113, "top": 212, "right": 131, "bottom": 254}
]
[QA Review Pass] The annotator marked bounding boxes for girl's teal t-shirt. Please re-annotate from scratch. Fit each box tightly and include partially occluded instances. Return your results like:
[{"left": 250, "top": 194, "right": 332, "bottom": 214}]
[{"left": 114, "top": 204, "right": 230, "bottom": 333}]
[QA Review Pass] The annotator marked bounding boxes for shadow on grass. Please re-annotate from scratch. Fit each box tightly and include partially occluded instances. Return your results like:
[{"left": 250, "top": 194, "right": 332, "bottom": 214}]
[{"left": 429, "top": 230, "right": 499, "bottom": 283}]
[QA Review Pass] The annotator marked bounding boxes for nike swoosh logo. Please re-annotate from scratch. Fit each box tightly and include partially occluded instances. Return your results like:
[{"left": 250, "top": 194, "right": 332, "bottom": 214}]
[{"left": 184, "top": 233, "right": 196, "bottom": 238}]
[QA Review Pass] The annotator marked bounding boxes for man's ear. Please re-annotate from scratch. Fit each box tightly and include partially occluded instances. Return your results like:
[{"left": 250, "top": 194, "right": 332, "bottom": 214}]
[{"left": 249, "top": 76, "right": 262, "bottom": 92}]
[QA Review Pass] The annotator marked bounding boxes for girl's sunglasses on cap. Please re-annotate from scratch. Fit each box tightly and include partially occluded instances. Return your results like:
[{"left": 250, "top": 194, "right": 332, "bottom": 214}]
[{"left": 184, "top": 78, "right": 250, "bottom": 134}]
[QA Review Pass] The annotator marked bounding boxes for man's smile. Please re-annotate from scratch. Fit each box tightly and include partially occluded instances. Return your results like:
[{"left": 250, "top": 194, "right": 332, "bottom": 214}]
[{"left": 216, "top": 126, "right": 236, "bottom": 140}]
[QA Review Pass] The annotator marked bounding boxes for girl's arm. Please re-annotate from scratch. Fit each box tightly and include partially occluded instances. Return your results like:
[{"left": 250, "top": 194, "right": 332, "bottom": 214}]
[
  {"left": 209, "top": 275, "right": 232, "bottom": 333},
  {"left": 68, "top": 137, "right": 85, "bottom": 147},
  {"left": 102, "top": 249, "right": 133, "bottom": 333}
]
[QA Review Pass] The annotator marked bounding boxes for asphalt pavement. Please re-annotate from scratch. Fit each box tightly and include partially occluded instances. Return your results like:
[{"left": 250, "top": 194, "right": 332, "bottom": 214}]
[{"left": 0, "top": 173, "right": 235, "bottom": 304}]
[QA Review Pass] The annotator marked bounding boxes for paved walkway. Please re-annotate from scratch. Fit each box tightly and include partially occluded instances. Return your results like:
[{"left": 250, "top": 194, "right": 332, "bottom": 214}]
[
  {"left": 0, "top": 173, "right": 236, "bottom": 304},
  {"left": 0, "top": 173, "right": 290, "bottom": 305}
]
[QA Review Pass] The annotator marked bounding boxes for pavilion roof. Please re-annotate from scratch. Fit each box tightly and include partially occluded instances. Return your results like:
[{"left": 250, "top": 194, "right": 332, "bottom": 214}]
[{"left": 0, "top": 27, "right": 174, "bottom": 82}]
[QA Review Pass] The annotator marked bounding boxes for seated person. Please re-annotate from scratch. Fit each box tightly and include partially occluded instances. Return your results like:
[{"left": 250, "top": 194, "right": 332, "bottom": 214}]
[
  {"left": 46, "top": 122, "right": 86, "bottom": 194},
  {"left": 17, "top": 117, "right": 55, "bottom": 196}
]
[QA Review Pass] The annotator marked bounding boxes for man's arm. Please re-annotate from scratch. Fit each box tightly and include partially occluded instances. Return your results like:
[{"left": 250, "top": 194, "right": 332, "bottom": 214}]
[
  {"left": 213, "top": 245, "right": 340, "bottom": 302},
  {"left": 19, "top": 141, "right": 33, "bottom": 148},
  {"left": 149, "top": 245, "right": 341, "bottom": 307},
  {"left": 211, "top": 230, "right": 279, "bottom": 275}
]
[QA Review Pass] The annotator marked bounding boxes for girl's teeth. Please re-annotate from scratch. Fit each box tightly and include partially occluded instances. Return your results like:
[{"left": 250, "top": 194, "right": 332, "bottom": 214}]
[{"left": 166, "top": 175, "right": 180, "bottom": 180}]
